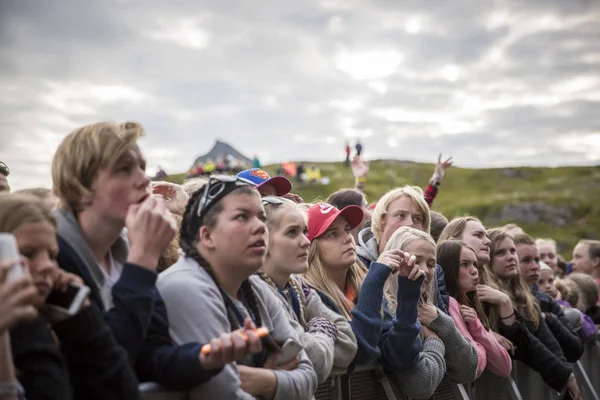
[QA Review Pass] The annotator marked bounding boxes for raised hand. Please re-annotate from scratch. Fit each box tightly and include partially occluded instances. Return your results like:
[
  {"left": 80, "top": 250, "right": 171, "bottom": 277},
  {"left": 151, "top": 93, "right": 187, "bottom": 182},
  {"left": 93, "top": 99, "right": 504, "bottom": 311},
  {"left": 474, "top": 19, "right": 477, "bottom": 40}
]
[
  {"left": 152, "top": 181, "right": 189, "bottom": 216},
  {"left": 418, "top": 303, "right": 439, "bottom": 326},
  {"left": 433, "top": 153, "right": 453, "bottom": 181},
  {"left": 126, "top": 196, "right": 177, "bottom": 271},
  {"left": 351, "top": 155, "right": 369, "bottom": 178},
  {"left": 376, "top": 249, "right": 405, "bottom": 272},
  {"left": 476, "top": 284, "right": 509, "bottom": 305}
]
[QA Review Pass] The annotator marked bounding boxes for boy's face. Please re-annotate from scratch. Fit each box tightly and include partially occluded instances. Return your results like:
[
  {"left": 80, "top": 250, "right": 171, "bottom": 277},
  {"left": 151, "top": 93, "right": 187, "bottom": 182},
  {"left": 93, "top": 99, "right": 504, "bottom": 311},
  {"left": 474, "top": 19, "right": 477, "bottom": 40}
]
[{"left": 85, "top": 146, "right": 151, "bottom": 222}]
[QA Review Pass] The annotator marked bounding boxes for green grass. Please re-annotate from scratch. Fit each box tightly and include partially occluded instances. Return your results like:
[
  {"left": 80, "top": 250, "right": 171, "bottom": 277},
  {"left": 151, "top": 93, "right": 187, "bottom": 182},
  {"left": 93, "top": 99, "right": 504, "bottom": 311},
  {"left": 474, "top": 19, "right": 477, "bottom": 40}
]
[{"left": 160, "top": 160, "right": 600, "bottom": 255}]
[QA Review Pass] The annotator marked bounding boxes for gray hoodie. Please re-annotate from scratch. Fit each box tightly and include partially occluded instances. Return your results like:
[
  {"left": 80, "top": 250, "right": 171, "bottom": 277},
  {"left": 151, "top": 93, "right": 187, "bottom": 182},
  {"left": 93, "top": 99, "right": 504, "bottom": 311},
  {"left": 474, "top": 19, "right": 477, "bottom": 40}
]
[{"left": 157, "top": 256, "right": 318, "bottom": 400}]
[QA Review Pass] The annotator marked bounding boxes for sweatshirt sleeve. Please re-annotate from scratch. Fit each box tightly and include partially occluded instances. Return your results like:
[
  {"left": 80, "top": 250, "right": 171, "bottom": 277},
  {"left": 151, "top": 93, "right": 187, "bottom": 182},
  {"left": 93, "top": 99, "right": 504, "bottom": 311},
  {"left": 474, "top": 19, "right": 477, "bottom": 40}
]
[
  {"left": 349, "top": 262, "right": 393, "bottom": 364},
  {"left": 252, "top": 278, "right": 317, "bottom": 400},
  {"left": 389, "top": 337, "right": 446, "bottom": 399},
  {"left": 303, "top": 286, "right": 357, "bottom": 381},
  {"left": 499, "top": 318, "right": 572, "bottom": 392},
  {"left": 157, "top": 267, "right": 259, "bottom": 400},
  {"left": 106, "top": 262, "right": 157, "bottom": 364},
  {"left": 379, "top": 273, "right": 425, "bottom": 372},
  {"left": 532, "top": 315, "right": 568, "bottom": 364},
  {"left": 428, "top": 309, "right": 478, "bottom": 383},
  {"left": 135, "top": 290, "right": 221, "bottom": 390},
  {"left": 464, "top": 318, "right": 512, "bottom": 377},
  {"left": 447, "top": 298, "right": 487, "bottom": 378},
  {"left": 52, "top": 304, "right": 141, "bottom": 400}
]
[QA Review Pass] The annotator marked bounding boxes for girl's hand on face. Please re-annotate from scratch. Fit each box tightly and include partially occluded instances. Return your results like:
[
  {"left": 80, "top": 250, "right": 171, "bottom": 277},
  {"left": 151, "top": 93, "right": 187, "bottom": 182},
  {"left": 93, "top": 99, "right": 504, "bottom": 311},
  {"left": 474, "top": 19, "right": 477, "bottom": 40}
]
[{"left": 377, "top": 249, "right": 405, "bottom": 272}]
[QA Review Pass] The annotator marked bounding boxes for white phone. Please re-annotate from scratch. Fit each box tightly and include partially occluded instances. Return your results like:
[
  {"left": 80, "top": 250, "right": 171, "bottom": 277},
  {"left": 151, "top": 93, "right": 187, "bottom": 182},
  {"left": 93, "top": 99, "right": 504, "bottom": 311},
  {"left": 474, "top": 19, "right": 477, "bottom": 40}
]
[
  {"left": 45, "top": 283, "right": 91, "bottom": 316},
  {"left": 276, "top": 338, "right": 303, "bottom": 365},
  {"left": 0, "top": 233, "right": 24, "bottom": 282}
]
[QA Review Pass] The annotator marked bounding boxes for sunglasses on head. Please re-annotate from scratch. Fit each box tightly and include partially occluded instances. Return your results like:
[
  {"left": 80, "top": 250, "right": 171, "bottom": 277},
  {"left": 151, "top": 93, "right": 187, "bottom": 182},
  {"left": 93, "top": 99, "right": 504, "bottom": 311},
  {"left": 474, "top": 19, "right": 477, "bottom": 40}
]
[
  {"left": 262, "top": 196, "right": 284, "bottom": 206},
  {"left": 0, "top": 162, "right": 9, "bottom": 177},
  {"left": 196, "top": 175, "right": 255, "bottom": 223}
]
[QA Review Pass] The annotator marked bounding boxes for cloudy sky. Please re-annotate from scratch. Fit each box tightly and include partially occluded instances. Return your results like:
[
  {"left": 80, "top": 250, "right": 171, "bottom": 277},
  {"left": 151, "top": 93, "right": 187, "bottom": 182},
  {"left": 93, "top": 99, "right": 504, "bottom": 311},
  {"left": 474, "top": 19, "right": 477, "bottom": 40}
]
[{"left": 1, "top": 0, "right": 599, "bottom": 190}]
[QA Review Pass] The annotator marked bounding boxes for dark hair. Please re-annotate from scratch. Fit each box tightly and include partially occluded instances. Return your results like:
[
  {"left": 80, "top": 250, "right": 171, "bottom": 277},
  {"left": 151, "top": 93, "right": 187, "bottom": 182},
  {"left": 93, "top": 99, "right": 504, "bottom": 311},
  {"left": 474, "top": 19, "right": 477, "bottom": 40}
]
[
  {"left": 430, "top": 211, "right": 448, "bottom": 243},
  {"left": 179, "top": 183, "right": 279, "bottom": 352},
  {"left": 437, "top": 240, "right": 490, "bottom": 330},
  {"left": 326, "top": 188, "right": 365, "bottom": 209}
]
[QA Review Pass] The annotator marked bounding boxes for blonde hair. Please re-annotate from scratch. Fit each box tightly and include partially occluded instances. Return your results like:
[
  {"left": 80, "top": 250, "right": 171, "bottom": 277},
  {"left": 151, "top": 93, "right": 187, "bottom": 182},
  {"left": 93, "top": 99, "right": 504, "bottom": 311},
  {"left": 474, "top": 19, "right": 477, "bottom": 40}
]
[
  {"left": 182, "top": 177, "right": 209, "bottom": 197},
  {"left": 438, "top": 216, "right": 480, "bottom": 243},
  {"left": 577, "top": 239, "right": 600, "bottom": 262},
  {"left": 52, "top": 121, "right": 144, "bottom": 211},
  {"left": 303, "top": 239, "right": 368, "bottom": 320},
  {"left": 383, "top": 227, "right": 435, "bottom": 310},
  {"left": 535, "top": 238, "right": 557, "bottom": 251},
  {"left": 371, "top": 186, "right": 430, "bottom": 244},
  {"left": 487, "top": 228, "right": 540, "bottom": 330},
  {"left": 567, "top": 273, "right": 599, "bottom": 313},
  {"left": 263, "top": 197, "right": 302, "bottom": 232},
  {"left": 0, "top": 194, "right": 56, "bottom": 233},
  {"left": 555, "top": 278, "right": 579, "bottom": 307}
]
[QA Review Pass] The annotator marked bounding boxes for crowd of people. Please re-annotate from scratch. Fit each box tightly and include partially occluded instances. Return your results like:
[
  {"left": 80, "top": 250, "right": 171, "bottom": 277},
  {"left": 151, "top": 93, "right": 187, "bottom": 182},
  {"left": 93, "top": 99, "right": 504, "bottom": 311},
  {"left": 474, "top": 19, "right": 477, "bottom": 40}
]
[{"left": 0, "top": 121, "right": 598, "bottom": 400}]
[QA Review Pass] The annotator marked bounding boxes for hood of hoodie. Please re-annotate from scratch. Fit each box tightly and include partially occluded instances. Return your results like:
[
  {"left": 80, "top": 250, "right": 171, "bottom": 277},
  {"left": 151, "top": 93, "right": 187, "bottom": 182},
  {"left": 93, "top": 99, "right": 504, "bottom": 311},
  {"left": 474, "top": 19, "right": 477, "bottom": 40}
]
[{"left": 357, "top": 227, "right": 380, "bottom": 264}]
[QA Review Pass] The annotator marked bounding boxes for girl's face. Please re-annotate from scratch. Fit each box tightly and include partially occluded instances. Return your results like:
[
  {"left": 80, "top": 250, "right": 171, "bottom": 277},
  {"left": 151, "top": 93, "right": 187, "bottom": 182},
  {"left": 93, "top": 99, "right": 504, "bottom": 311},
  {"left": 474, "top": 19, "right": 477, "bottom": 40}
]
[
  {"left": 318, "top": 216, "right": 356, "bottom": 271},
  {"left": 457, "top": 247, "right": 479, "bottom": 294},
  {"left": 572, "top": 242, "right": 597, "bottom": 275},
  {"left": 403, "top": 239, "right": 436, "bottom": 290},
  {"left": 492, "top": 238, "right": 519, "bottom": 280},
  {"left": 538, "top": 269, "right": 558, "bottom": 298},
  {"left": 266, "top": 208, "right": 310, "bottom": 275},
  {"left": 209, "top": 191, "right": 268, "bottom": 274},
  {"left": 460, "top": 221, "right": 491, "bottom": 265},
  {"left": 13, "top": 220, "right": 59, "bottom": 307},
  {"left": 538, "top": 243, "right": 558, "bottom": 272}
]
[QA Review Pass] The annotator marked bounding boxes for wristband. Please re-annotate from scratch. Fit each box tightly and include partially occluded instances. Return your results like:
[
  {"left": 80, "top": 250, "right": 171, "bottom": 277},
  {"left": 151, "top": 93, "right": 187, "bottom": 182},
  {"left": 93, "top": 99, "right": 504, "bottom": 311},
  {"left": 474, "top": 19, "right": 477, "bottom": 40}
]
[
  {"left": 0, "top": 382, "right": 25, "bottom": 399},
  {"left": 500, "top": 311, "right": 515, "bottom": 319}
]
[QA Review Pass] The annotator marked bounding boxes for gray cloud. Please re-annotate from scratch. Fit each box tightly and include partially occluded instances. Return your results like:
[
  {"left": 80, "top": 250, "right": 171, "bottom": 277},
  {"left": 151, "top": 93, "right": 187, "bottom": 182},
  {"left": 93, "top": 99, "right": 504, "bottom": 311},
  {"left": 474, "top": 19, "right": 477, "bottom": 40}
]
[{"left": 0, "top": 0, "right": 599, "bottom": 190}]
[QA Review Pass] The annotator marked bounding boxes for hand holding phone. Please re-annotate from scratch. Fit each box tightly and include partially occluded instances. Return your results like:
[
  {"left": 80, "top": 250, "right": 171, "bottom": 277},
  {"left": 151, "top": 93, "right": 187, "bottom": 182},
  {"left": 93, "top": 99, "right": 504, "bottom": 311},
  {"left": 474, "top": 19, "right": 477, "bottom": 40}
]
[{"left": 0, "top": 234, "right": 24, "bottom": 282}]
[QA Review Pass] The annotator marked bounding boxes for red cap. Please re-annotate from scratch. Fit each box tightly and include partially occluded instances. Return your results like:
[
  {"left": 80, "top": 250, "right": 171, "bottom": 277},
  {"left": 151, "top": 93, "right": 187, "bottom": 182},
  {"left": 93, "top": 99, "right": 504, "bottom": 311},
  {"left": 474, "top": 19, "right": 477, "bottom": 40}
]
[{"left": 307, "top": 203, "right": 364, "bottom": 241}]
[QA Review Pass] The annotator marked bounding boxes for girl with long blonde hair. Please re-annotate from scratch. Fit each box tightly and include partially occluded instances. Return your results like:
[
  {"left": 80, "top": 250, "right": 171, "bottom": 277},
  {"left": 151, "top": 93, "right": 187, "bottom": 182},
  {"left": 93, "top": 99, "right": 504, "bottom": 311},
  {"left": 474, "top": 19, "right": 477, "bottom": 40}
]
[{"left": 302, "top": 202, "right": 427, "bottom": 374}]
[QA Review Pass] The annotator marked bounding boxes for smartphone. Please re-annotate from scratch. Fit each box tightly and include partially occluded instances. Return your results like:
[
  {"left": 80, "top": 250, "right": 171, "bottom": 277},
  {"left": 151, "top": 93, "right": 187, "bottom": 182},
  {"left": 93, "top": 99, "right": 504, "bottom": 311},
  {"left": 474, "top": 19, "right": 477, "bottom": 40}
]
[
  {"left": 562, "top": 389, "right": 575, "bottom": 400},
  {"left": 45, "top": 283, "right": 91, "bottom": 316},
  {"left": 276, "top": 338, "right": 303, "bottom": 366},
  {"left": 0, "top": 233, "right": 24, "bottom": 282}
]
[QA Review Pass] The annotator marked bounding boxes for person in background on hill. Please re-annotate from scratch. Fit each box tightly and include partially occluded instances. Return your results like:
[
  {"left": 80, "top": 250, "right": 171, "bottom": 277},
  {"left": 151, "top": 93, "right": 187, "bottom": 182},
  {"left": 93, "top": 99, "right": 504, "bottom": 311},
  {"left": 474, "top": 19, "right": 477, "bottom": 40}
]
[
  {"left": 306, "top": 165, "right": 322, "bottom": 184},
  {"left": 430, "top": 211, "right": 448, "bottom": 243},
  {"left": 355, "top": 140, "right": 363, "bottom": 157},
  {"left": 252, "top": 155, "right": 261, "bottom": 169},
  {"left": 0, "top": 161, "right": 10, "bottom": 192},
  {"left": 237, "top": 168, "right": 292, "bottom": 197},
  {"left": 296, "top": 163, "right": 305, "bottom": 183},
  {"left": 513, "top": 233, "right": 583, "bottom": 362},
  {"left": 357, "top": 186, "right": 449, "bottom": 313},
  {"left": 345, "top": 142, "right": 351, "bottom": 166},
  {"left": 536, "top": 238, "right": 564, "bottom": 277}
]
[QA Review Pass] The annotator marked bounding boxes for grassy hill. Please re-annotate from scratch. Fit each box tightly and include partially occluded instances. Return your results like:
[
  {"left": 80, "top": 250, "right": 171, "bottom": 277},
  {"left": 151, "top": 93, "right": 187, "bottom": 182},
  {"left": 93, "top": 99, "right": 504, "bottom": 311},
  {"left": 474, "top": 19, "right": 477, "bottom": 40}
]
[{"left": 161, "top": 160, "right": 600, "bottom": 256}]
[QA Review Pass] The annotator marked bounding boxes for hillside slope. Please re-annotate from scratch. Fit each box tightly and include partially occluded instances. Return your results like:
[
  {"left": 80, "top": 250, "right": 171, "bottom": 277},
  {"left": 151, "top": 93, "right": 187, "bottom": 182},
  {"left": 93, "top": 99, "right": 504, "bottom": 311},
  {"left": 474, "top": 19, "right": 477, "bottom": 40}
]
[{"left": 161, "top": 160, "right": 600, "bottom": 255}]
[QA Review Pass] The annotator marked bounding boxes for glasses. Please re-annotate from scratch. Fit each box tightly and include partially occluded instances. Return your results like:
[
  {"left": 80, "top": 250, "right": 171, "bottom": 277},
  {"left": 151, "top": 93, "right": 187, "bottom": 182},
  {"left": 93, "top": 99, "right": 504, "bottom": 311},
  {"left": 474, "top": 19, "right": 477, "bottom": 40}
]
[
  {"left": 262, "top": 196, "right": 284, "bottom": 206},
  {"left": 196, "top": 175, "right": 254, "bottom": 222},
  {"left": 0, "top": 162, "right": 9, "bottom": 177}
]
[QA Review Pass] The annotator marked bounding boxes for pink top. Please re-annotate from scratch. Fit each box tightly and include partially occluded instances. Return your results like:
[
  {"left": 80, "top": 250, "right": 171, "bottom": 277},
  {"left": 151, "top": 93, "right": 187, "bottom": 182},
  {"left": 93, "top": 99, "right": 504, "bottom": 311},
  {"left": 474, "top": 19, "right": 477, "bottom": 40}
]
[{"left": 448, "top": 297, "right": 512, "bottom": 378}]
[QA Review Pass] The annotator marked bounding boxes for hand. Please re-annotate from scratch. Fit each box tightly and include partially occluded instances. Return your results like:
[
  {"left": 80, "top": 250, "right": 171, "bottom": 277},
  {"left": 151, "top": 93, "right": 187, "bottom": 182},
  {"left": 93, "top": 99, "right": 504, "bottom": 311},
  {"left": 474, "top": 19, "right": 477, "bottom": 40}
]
[
  {"left": 199, "top": 318, "right": 263, "bottom": 370},
  {"left": 377, "top": 249, "right": 405, "bottom": 272},
  {"left": 422, "top": 325, "right": 438, "bottom": 339},
  {"left": 264, "top": 352, "right": 301, "bottom": 371},
  {"left": 0, "top": 260, "right": 38, "bottom": 333},
  {"left": 565, "top": 375, "right": 582, "bottom": 400},
  {"left": 433, "top": 153, "right": 453, "bottom": 181},
  {"left": 351, "top": 156, "right": 369, "bottom": 178},
  {"left": 492, "top": 331, "right": 515, "bottom": 356},
  {"left": 237, "top": 365, "right": 277, "bottom": 398},
  {"left": 476, "top": 284, "right": 509, "bottom": 305},
  {"left": 418, "top": 304, "right": 439, "bottom": 326},
  {"left": 152, "top": 181, "right": 189, "bottom": 216},
  {"left": 460, "top": 305, "right": 477, "bottom": 324},
  {"left": 126, "top": 196, "right": 177, "bottom": 271}
]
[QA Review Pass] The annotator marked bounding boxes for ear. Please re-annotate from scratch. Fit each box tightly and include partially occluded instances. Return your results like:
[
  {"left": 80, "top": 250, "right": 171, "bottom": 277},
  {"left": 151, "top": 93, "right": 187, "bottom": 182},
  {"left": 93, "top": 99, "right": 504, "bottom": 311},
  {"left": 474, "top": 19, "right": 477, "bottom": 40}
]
[
  {"left": 592, "top": 256, "right": 600, "bottom": 269},
  {"left": 199, "top": 226, "right": 216, "bottom": 250},
  {"left": 79, "top": 193, "right": 93, "bottom": 208}
]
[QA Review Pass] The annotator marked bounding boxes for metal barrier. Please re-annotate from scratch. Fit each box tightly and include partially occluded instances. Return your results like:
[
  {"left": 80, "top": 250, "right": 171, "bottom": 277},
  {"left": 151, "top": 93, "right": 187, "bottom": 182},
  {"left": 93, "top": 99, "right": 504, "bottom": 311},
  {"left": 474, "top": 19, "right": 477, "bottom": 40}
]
[{"left": 139, "top": 339, "right": 600, "bottom": 400}]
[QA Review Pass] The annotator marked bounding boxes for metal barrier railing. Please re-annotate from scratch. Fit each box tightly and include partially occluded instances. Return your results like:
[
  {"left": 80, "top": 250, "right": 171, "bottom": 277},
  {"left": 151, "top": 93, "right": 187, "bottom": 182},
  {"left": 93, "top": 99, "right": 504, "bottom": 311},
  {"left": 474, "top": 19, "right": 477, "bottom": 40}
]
[{"left": 139, "top": 339, "right": 600, "bottom": 400}]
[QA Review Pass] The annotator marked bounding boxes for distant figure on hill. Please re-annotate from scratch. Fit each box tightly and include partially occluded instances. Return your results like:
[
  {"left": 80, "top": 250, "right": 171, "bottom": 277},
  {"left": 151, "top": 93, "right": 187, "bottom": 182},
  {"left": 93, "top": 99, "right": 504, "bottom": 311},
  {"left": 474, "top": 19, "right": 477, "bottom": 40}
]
[
  {"left": 345, "top": 142, "right": 351, "bottom": 166},
  {"left": 355, "top": 140, "right": 363, "bottom": 156},
  {"left": 296, "top": 163, "right": 306, "bottom": 183},
  {"left": 252, "top": 155, "right": 261, "bottom": 168},
  {"left": 154, "top": 166, "right": 167, "bottom": 179},
  {"left": 306, "top": 164, "right": 322, "bottom": 184}
]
